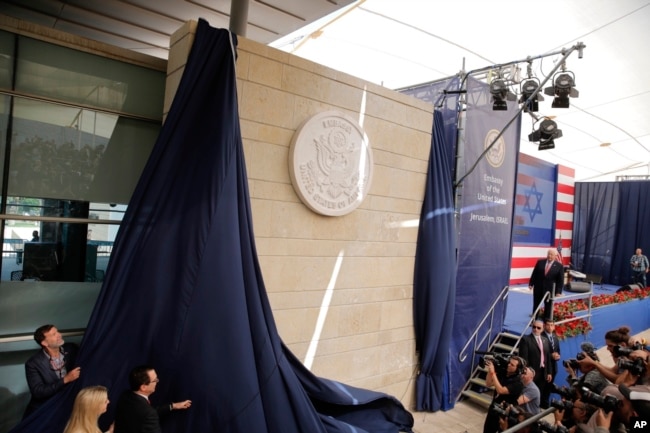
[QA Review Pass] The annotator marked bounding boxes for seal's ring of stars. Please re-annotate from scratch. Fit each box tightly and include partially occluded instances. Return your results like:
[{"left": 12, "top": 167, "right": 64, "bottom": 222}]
[{"left": 484, "top": 129, "right": 505, "bottom": 168}]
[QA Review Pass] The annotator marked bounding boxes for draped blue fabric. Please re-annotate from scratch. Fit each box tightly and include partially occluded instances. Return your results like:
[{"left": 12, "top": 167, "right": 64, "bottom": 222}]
[
  {"left": 10, "top": 19, "right": 413, "bottom": 433},
  {"left": 413, "top": 109, "right": 458, "bottom": 412},
  {"left": 573, "top": 181, "right": 650, "bottom": 286}
]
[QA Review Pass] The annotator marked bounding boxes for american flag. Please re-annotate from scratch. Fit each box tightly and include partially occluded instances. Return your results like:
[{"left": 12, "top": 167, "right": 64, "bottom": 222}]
[{"left": 557, "top": 234, "right": 563, "bottom": 264}]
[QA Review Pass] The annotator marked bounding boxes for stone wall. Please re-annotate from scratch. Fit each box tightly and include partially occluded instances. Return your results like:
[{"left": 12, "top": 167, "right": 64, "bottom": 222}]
[{"left": 167, "top": 21, "right": 434, "bottom": 409}]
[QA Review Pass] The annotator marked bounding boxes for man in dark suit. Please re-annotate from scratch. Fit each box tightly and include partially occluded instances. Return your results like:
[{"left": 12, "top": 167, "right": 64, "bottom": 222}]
[
  {"left": 541, "top": 318, "right": 561, "bottom": 408},
  {"left": 114, "top": 365, "right": 191, "bottom": 433},
  {"left": 23, "top": 324, "right": 80, "bottom": 418},
  {"left": 518, "top": 319, "right": 552, "bottom": 408},
  {"left": 529, "top": 248, "right": 565, "bottom": 320}
]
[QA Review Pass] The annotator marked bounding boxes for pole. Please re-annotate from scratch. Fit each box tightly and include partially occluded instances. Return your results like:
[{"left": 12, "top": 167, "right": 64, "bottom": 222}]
[{"left": 229, "top": 0, "right": 249, "bottom": 37}]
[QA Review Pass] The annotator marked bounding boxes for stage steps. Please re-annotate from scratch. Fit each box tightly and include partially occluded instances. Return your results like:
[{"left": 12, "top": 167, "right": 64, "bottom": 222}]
[{"left": 459, "top": 331, "right": 522, "bottom": 409}]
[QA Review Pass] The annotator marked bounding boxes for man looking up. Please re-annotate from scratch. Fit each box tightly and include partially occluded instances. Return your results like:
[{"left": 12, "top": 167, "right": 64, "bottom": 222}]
[{"left": 23, "top": 324, "right": 80, "bottom": 418}]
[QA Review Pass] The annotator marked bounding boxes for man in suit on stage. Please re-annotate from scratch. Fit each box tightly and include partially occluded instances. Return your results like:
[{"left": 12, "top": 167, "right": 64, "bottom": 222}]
[
  {"left": 114, "top": 365, "right": 191, "bottom": 433},
  {"left": 529, "top": 248, "right": 565, "bottom": 320},
  {"left": 518, "top": 319, "right": 552, "bottom": 408}
]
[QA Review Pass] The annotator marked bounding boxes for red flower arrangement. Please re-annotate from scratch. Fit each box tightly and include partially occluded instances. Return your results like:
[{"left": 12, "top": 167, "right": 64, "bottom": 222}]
[{"left": 550, "top": 286, "right": 650, "bottom": 340}]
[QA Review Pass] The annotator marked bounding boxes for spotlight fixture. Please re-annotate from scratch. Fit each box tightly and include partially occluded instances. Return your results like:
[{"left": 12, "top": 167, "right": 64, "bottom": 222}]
[
  {"left": 543, "top": 71, "right": 579, "bottom": 108},
  {"left": 519, "top": 78, "right": 544, "bottom": 112},
  {"left": 528, "top": 118, "right": 562, "bottom": 150},
  {"left": 489, "top": 78, "right": 516, "bottom": 111}
]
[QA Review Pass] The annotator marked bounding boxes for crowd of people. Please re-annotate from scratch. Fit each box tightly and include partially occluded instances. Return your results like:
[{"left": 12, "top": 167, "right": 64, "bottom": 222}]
[
  {"left": 482, "top": 322, "right": 650, "bottom": 433},
  {"left": 23, "top": 324, "right": 191, "bottom": 433}
]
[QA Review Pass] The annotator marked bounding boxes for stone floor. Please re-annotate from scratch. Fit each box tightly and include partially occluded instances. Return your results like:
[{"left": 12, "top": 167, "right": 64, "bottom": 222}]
[{"left": 410, "top": 328, "right": 650, "bottom": 433}]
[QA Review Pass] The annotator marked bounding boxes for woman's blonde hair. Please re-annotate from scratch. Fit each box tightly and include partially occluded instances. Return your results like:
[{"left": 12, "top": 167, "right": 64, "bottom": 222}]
[{"left": 63, "top": 385, "right": 108, "bottom": 433}]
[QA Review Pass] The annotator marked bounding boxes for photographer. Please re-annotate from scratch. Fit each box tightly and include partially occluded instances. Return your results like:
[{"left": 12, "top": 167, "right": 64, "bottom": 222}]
[
  {"left": 497, "top": 405, "right": 538, "bottom": 433},
  {"left": 581, "top": 385, "right": 635, "bottom": 432},
  {"left": 615, "top": 349, "right": 649, "bottom": 387},
  {"left": 551, "top": 398, "right": 597, "bottom": 432},
  {"left": 564, "top": 347, "right": 610, "bottom": 395},
  {"left": 518, "top": 367, "right": 541, "bottom": 414},
  {"left": 483, "top": 356, "right": 526, "bottom": 433},
  {"left": 576, "top": 327, "right": 632, "bottom": 383}
]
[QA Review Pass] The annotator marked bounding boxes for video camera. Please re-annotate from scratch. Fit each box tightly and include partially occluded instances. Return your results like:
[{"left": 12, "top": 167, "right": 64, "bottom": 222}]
[
  {"left": 617, "top": 357, "right": 647, "bottom": 376},
  {"left": 580, "top": 387, "right": 618, "bottom": 413},
  {"left": 537, "top": 420, "right": 569, "bottom": 433},
  {"left": 477, "top": 352, "right": 511, "bottom": 374}
]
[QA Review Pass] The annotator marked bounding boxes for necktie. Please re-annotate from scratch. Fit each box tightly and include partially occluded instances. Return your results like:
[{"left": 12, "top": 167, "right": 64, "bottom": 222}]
[
  {"left": 545, "top": 261, "right": 552, "bottom": 275},
  {"left": 536, "top": 336, "right": 545, "bottom": 367}
]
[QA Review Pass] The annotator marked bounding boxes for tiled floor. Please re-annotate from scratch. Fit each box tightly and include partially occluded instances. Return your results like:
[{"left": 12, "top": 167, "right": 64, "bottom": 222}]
[{"left": 410, "top": 328, "right": 650, "bottom": 433}]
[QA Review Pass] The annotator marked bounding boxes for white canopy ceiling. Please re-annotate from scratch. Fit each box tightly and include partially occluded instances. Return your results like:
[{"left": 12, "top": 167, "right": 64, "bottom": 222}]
[
  {"left": 271, "top": 0, "right": 650, "bottom": 181},
  {"left": 2, "top": 0, "right": 649, "bottom": 181}
]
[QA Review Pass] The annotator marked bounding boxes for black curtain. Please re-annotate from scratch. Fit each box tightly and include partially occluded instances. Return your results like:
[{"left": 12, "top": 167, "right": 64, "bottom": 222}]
[
  {"left": 413, "top": 109, "right": 457, "bottom": 411},
  {"left": 573, "top": 181, "right": 650, "bottom": 286},
  {"left": 10, "top": 19, "right": 413, "bottom": 433}
]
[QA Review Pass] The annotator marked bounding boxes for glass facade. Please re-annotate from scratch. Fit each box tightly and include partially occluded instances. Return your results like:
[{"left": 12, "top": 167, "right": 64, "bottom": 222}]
[{"left": 0, "top": 30, "right": 164, "bottom": 283}]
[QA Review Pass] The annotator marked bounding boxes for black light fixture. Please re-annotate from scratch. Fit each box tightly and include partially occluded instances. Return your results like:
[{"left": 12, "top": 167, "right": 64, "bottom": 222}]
[
  {"left": 489, "top": 78, "right": 516, "bottom": 111},
  {"left": 544, "top": 71, "right": 579, "bottom": 108},
  {"left": 519, "top": 78, "right": 544, "bottom": 112},
  {"left": 528, "top": 118, "right": 562, "bottom": 150}
]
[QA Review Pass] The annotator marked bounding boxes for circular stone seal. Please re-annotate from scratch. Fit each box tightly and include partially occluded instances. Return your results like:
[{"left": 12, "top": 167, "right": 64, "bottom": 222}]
[{"left": 289, "top": 111, "right": 373, "bottom": 216}]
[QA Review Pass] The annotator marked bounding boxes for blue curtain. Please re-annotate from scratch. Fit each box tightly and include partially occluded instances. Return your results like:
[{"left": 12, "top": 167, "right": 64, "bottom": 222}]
[
  {"left": 573, "top": 181, "right": 650, "bottom": 286},
  {"left": 413, "top": 109, "right": 458, "bottom": 412},
  {"left": 10, "top": 19, "right": 412, "bottom": 433}
]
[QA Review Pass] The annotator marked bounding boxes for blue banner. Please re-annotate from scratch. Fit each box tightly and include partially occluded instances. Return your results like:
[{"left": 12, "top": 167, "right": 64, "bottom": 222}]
[{"left": 448, "top": 76, "right": 520, "bottom": 400}]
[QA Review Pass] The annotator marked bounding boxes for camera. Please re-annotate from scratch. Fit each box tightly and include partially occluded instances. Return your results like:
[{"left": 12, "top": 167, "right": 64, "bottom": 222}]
[
  {"left": 617, "top": 357, "right": 647, "bottom": 376},
  {"left": 490, "top": 403, "right": 521, "bottom": 427},
  {"left": 580, "top": 387, "right": 618, "bottom": 413},
  {"left": 550, "top": 399, "right": 575, "bottom": 411},
  {"left": 550, "top": 383, "right": 577, "bottom": 400},
  {"left": 537, "top": 420, "right": 569, "bottom": 433},
  {"left": 562, "top": 352, "right": 587, "bottom": 369},
  {"left": 478, "top": 352, "right": 511, "bottom": 374},
  {"left": 613, "top": 345, "right": 634, "bottom": 357}
]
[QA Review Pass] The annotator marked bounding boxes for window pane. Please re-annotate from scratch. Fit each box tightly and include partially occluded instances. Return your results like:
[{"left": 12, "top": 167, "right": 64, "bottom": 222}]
[
  {"left": 15, "top": 36, "right": 164, "bottom": 119},
  {"left": 8, "top": 97, "right": 158, "bottom": 205},
  {"left": 2, "top": 218, "right": 116, "bottom": 282},
  {"left": 0, "top": 30, "right": 15, "bottom": 90}
]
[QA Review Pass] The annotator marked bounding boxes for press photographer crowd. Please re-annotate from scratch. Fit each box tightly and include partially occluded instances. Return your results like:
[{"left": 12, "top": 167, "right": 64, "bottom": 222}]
[{"left": 480, "top": 322, "right": 650, "bottom": 433}]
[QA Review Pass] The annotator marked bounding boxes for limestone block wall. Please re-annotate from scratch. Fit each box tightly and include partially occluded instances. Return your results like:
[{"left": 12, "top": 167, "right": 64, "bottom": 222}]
[{"left": 167, "top": 21, "right": 434, "bottom": 409}]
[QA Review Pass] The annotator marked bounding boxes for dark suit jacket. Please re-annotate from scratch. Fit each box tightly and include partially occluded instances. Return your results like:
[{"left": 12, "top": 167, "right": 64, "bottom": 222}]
[
  {"left": 23, "top": 342, "right": 78, "bottom": 418},
  {"left": 542, "top": 331, "right": 560, "bottom": 377},
  {"left": 114, "top": 391, "right": 172, "bottom": 433},
  {"left": 518, "top": 333, "right": 551, "bottom": 383},
  {"left": 529, "top": 259, "right": 564, "bottom": 296}
]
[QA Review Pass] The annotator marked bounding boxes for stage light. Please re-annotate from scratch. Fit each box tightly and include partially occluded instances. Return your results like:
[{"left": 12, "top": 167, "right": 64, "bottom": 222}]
[
  {"left": 489, "top": 78, "right": 516, "bottom": 111},
  {"left": 544, "top": 72, "right": 579, "bottom": 108},
  {"left": 519, "top": 78, "right": 544, "bottom": 112},
  {"left": 528, "top": 118, "right": 562, "bottom": 150}
]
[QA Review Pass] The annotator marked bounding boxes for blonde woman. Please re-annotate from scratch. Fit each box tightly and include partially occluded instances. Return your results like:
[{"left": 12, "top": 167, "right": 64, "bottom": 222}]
[{"left": 63, "top": 385, "right": 113, "bottom": 433}]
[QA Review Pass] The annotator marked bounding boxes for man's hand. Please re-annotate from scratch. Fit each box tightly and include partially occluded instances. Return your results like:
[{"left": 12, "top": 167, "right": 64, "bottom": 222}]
[
  {"left": 595, "top": 408, "right": 612, "bottom": 428},
  {"left": 63, "top": 367, "right": 81, "bottom": 384},
  {"left": 172, "top": 400, "right": 192, "bottom": 410}
]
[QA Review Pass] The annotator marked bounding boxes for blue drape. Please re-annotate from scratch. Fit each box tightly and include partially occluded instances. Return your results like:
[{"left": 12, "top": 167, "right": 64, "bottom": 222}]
[
  {"left": 413, "top": 109, "right": 458, "bottom": 411},
  {"left": 573, "top": 181, "right": 650, "bottom": 286},
  {"left": 10, "top": 19, "right": 412, "bottom": 433}
]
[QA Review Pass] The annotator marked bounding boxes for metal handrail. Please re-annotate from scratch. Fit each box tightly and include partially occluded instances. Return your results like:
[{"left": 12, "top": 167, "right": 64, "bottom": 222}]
[{"left": 458, "top": 285, "right": 510, "bottom": 363}]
